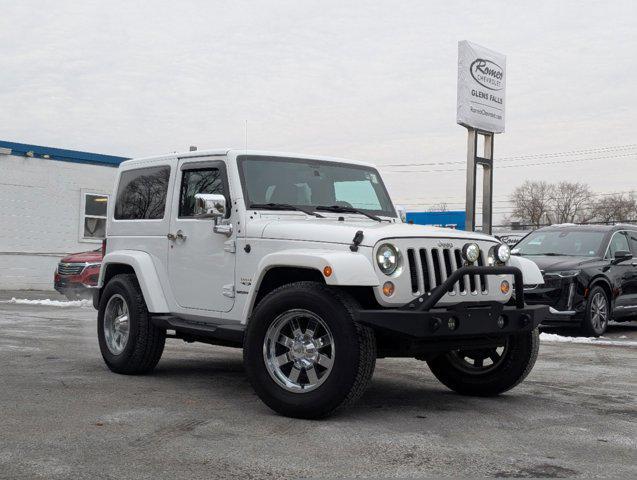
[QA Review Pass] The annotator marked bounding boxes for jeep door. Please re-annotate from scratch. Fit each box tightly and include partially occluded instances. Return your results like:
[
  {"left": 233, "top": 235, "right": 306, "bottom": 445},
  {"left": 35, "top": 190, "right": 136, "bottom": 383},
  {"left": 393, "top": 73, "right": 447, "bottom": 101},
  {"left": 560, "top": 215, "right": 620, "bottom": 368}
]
[{"left": 167, "top": 158, "right": 235, "bottom": 312}]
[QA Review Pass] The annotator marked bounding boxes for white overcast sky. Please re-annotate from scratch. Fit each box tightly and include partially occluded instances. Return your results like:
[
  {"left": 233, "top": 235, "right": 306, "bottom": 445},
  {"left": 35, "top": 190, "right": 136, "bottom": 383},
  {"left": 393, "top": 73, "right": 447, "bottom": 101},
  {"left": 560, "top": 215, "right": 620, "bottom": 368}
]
[{"left": 1, "top": 0, "right": 636, "bottom": 222}]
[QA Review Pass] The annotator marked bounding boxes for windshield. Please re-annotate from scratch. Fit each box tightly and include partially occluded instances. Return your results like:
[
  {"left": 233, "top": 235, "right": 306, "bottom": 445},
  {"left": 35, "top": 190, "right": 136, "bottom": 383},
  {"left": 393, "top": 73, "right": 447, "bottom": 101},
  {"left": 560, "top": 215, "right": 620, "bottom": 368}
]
[
  {"left": 238, "top": 156, "right": 396, "bottom": 217},
  {"left": 514, "top": 230, "right": 605, "bottom": 257}
]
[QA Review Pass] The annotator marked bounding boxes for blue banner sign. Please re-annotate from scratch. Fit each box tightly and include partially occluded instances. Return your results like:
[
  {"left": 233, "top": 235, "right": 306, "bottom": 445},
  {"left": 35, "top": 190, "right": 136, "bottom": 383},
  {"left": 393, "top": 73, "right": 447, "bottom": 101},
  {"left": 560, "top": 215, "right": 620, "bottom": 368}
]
[{"left": 406, "top": 211, "right": 466, "bottom": 230}]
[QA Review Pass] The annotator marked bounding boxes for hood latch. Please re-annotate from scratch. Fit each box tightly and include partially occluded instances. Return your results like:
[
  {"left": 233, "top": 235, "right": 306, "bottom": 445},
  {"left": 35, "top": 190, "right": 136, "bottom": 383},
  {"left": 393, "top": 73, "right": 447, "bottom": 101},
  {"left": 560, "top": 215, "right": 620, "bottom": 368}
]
[{"left": 350, "top": 230, "right": 364, "bottom": 252}]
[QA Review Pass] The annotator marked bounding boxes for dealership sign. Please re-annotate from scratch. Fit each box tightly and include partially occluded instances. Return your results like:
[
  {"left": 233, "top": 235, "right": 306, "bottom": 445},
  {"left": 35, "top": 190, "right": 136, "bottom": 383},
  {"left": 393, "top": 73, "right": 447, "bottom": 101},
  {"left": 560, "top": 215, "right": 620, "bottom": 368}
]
[{"left": 457, "top": 40, "right": 506, "bottom": 133}]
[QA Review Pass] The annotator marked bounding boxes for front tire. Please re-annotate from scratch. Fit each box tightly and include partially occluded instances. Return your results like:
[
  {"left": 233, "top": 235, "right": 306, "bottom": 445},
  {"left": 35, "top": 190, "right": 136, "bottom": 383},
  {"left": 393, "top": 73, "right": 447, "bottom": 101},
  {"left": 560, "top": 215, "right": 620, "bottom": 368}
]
[
  {"left": 97, "top": 274, "right": 165, "bottom": 374},
  {"left": 427, "top": 329, "right": 539, "bottom": 396},
  {"left": 243, "top": 282, "right": 376, "bottom": 419},
  {"left": 580, "top": 286, "right": 609, "bottom": 337}
]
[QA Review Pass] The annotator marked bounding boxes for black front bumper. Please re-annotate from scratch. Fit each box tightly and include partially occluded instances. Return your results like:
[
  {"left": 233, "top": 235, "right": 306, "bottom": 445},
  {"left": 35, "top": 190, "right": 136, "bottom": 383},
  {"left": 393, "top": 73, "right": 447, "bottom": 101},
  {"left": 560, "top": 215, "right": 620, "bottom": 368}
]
[
  {"left": 524, "top": 277, "right": 586, "bottom": 325},
  {"left": 358, "top": 266, "right": 549, "bottom": 340},
  {"left": 54, "top": 279, "right": 96, "bottom": 299},
  {"left": 54, "top": 279, "right": 89, "bottom": 295}
]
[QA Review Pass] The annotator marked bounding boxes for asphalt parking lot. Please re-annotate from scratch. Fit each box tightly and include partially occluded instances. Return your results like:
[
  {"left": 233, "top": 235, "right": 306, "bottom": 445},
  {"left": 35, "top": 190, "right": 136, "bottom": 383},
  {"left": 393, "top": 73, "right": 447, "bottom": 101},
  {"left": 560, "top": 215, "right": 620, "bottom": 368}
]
[{"left": 1, "top": 291, "right": 635, "bottom": 479}]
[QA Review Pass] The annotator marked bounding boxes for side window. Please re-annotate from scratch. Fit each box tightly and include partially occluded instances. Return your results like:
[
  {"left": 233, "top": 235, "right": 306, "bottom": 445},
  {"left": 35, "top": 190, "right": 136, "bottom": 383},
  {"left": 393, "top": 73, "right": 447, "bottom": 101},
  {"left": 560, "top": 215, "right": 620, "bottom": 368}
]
[
  {"left": 179, "top": 168, "right": 225, "bottom": 217},
  {"left": 114, "top": 166, "right": 170, "bottom": 220},
  {"left": 607, "top": 231, "right": 630, "bottom": 258}
]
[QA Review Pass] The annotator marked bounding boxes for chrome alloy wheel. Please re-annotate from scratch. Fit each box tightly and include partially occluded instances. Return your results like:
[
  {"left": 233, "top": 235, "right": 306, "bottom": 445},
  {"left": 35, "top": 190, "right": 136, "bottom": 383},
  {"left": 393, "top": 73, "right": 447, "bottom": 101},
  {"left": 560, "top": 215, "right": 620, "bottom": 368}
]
[
  {"left": 103, "top": 294, "right": 130, "bottom": 355},
  {"left": 590, "top": 291, "right": 609, "bottom": 332},
  {"left": 448, "top": 342, "right": 509, "bottom": 375},
  {"left": 263, "top": 309, "right": 335, "bottom": 393}
]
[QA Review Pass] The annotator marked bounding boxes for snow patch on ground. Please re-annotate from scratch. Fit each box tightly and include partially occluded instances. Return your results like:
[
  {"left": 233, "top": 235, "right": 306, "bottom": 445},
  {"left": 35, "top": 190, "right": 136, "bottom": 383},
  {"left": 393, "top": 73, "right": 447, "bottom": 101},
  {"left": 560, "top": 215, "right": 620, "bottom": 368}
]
[
  {"left": 1, "top": 298, "right": 93, "bottom": 308},
  {"left": 540, "top": 332, "right": 637, "bottom": 347}
]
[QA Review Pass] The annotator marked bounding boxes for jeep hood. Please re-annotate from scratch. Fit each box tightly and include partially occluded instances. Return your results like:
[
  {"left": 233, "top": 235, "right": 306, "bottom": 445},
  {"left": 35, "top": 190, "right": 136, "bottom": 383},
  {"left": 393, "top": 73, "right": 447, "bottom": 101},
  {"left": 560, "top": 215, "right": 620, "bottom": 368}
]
[{"left": 254, "top": 218, "right": 498, "bottom": 247}]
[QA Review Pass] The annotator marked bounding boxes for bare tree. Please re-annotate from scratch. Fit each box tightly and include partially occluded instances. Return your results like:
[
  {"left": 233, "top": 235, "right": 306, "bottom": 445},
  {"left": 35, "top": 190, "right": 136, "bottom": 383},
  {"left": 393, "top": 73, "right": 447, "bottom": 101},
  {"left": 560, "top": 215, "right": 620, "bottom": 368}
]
[
  {"left": 510, "top": 181, "right": 553, "bottom": 228},
  {"left": 549, "top": 182, "right": 593, "bottom": 224},
  {"left": 427, "top": 202, "right": 448, "bottom": 212},
  {"left": 592, "top": 192, "right": 637, "bottom": 223}
]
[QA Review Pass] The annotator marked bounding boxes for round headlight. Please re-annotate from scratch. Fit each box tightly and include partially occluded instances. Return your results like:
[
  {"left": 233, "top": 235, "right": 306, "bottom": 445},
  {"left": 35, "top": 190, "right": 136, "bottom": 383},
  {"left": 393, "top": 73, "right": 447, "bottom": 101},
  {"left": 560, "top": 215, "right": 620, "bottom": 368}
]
[
  {"left": 462, "top": 242, "right": 480, "bottom": 263},
  {"left": 496, "top": 243, "right": 511, "bottom": 263},
  {"left": 377, "top": 243, "right": 399, "bottom": 275}
]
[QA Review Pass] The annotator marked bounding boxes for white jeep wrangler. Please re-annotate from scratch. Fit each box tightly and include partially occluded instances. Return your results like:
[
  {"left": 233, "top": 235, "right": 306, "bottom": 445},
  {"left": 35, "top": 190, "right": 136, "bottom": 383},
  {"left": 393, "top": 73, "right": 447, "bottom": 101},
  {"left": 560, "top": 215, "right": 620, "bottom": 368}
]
[{"left": 95, "top": 149, "right": 547, "bottom": 418}]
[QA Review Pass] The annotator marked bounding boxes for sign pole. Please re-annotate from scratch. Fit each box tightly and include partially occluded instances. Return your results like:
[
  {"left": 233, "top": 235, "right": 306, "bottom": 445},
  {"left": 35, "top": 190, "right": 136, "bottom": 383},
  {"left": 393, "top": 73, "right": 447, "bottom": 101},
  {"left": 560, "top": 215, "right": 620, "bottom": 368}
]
[
  {"left": 465, "top": 128, "right": 477, "bottom": 231},
  {"left": 482, "top": 132, "right": 494, "bottom": 234},
  {"left": 464, "top": 128, "right": 494, "bottom": 233}
]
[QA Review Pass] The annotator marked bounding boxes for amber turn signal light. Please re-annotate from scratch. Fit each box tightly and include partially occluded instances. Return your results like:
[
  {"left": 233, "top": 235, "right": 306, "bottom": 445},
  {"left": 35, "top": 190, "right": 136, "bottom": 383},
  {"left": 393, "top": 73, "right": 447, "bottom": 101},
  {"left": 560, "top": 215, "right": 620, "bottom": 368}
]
[
  {"left": 500, "top": 280, "right": 510, "bottom": 294},
  {"left": 323, "top": 266, "right": 333, "bottom": 277},
  {"left": 382, "top": 281, "right": 395, "bottom": 296}
]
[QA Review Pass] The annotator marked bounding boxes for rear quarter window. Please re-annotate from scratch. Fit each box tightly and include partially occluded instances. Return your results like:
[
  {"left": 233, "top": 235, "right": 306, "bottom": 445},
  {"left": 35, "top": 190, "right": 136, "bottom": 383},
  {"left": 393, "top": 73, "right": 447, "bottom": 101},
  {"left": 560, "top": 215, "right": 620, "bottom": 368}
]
[
  {"left": 628, "top": 231, "right": 637, "bottom": 255},
  {"left": 114, "top": 166, "right": 171, "bottom": 220}
]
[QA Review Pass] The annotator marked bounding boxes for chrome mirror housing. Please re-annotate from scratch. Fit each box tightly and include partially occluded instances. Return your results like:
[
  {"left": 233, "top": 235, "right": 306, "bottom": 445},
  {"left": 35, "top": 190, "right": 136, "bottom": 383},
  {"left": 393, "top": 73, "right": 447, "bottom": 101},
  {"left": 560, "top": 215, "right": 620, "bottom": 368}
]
[
  {"left": 194, "top": 193, "right": 233, "bottom": 236},
  {"left": 194, "top": 193, "right": 226, "bottom": 218}
]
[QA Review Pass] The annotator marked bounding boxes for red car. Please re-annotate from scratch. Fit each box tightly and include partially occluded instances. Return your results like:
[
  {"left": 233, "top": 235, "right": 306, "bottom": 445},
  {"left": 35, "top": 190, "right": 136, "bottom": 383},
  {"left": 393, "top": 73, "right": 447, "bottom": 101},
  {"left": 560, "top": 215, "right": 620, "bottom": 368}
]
[{"left": 54, "top": 249, "right": 103, "bottom": 300}]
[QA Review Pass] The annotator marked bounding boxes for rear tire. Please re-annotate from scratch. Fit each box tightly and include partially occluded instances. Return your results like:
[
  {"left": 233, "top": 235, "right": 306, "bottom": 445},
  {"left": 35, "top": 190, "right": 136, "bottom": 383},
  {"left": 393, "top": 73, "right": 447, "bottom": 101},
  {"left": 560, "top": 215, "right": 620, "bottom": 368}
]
[
  {"left": 97, "top": 274, "right": 165, "bottom": 374},
  {"left": 580, "top": 286, "right": 609, "bottom": 337},
  {"left": 427, "top": 329, "right": 539, "bottom": 396},
  {"left": 243, "top": 281, "right": 376, "bottom": 419}
]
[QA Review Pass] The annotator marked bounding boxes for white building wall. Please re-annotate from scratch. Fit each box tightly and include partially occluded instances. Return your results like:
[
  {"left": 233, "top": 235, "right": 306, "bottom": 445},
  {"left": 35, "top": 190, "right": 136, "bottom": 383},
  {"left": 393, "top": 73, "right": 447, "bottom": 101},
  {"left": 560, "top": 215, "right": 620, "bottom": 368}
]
[{"left": 0, "top": 154, "right": 118, "bottom": 290}]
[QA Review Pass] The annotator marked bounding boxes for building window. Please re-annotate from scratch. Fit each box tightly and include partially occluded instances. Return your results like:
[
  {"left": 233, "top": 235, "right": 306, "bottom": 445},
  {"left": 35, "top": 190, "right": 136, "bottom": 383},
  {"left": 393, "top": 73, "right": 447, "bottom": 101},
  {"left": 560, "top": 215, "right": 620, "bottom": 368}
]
[{"left": 82, "top": 193, "right": 108, "bottom": 240}]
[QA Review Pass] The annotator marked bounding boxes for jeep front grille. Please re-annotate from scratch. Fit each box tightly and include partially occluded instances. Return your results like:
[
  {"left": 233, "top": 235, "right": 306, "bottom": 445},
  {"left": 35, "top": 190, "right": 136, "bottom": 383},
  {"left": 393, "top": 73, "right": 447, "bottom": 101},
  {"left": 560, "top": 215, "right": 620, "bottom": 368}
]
[
  {"left": 57, "top": 263, "right": 85, "bottom": 276},
  {"left": 406, "top": 247, "right": 488, "bottom": 295}
]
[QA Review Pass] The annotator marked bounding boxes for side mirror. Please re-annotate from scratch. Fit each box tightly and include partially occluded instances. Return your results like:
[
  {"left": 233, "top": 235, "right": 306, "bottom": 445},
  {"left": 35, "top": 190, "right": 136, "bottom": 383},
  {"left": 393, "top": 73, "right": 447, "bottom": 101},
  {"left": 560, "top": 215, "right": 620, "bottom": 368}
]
[
  {"left": 194, "top": 193, "right": 233, "bottom": 237},
  {"left": 395, "top": 205, "right": 407, "bottom": 223},
  {"left": 194, "top": 193, "right": 226, "bottom": 218},
  {"left": 611, "top": 250, "right": 633, "bottom": 265}
]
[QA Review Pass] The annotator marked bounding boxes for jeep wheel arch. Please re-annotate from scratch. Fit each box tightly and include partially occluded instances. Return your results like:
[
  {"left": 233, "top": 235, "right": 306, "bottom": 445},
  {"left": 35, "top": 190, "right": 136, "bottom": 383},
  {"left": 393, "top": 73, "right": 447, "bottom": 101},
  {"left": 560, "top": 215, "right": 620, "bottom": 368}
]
[
  {"left": 241, "top": 250, "right": 379, "bottom": 321},
  {"left": 252, "top": 266, "right": 324, "bottom": 307},
  {"left": 98, "top": 251, "right": 170, "bottom": 313}
]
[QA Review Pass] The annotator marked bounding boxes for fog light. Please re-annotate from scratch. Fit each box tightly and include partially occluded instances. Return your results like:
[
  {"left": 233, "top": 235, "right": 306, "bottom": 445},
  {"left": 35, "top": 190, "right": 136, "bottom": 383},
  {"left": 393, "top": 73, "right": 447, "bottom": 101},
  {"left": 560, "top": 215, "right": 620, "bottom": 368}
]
[
  {"left": 447, "top": 316, "right": 458, "bottom": 331},
  {"left": 500, "top": 280, "right": 510, "bottom": 294},
  {"left": 382, "top": 281, "right": 395, "bottom": 296},
  {"left": 323, "top": 266, "right": 333, "bottom": 277},
  {"left": 462, "top": 243, "right": 480, "bottom": 263},
  {"left": 496, "top": 243, "right": 511, "bottom": 263},
  {"left": 497, "top": 315, "right": 506, "bottom": 329}
]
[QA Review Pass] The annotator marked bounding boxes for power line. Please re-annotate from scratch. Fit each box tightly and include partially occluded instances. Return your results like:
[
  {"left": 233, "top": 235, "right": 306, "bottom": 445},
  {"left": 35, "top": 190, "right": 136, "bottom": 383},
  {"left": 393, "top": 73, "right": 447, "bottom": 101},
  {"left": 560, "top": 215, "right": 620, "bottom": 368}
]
[
  {"left": 382, "top": 151, "right": 637, "bottom": 174},
  {"left": 378, "top": 144, "right": 637, "bottom": 168},
  {"left": 395, "top": 189, "right": 637, "bottom": 206}
]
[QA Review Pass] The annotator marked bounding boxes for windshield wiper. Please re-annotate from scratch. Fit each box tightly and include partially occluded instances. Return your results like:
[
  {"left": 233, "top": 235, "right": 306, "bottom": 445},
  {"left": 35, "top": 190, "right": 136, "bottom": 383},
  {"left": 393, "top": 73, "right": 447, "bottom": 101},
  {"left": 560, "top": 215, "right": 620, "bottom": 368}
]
[
  {"left": 249, "top": 203, "right": 324, "bottom": 218},
  {"left": 316, "top": 205, "right": 383, "bottom": 222}
]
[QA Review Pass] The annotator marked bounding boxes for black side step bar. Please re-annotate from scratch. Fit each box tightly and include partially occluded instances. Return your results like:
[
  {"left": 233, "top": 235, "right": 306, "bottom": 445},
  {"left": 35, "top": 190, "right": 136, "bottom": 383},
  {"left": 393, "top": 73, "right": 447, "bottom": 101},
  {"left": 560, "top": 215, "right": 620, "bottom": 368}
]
[{"left": 151, "top": 315, "right": 244, "bottom": 348}]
